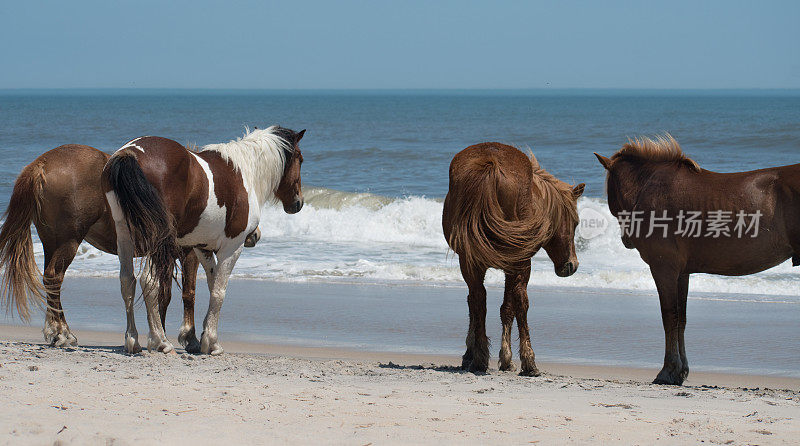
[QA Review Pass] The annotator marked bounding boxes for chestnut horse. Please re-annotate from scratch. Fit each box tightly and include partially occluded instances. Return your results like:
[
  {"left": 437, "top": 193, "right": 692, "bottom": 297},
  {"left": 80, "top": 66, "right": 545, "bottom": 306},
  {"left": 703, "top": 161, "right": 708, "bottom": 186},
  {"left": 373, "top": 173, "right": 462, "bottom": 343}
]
[
  {"left": 102, "top": 126, "right": 304, "bottom": 355},
  {"left": 443, "top": 142, "right": 585, "bottom": 375},
  {"left": 0, "top": 144, "right": 261, "bottom": 349},
  {"left": 596, "top": 134, "right": 800, "bottom": 385}
]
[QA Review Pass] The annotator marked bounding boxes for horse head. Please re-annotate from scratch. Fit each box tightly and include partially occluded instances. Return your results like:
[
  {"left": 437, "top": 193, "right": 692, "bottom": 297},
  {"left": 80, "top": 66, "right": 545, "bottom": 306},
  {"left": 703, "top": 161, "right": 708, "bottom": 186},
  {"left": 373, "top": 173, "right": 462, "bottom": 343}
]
[
  {"left": 275, "top": 128, "right": 306, "bottom": 214},
  {"left": 542, "top": 182, "right": 585, "bottom": 277}
]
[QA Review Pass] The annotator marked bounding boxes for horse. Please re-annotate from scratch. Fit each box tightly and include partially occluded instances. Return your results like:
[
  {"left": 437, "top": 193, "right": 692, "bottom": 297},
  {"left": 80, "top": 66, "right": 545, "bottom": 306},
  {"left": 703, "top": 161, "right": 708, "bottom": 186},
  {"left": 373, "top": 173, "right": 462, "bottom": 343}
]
[
  {"left": 443, "top": 142, "right": 585, "bottom": 375},
  {"left": 595, "top": 134, "right": 800, "bottom": 385},
  {"left": 0, "top": 144, "right": 261, "bottom": 350},
  {"left": 102, "top": 126, "right": 304, "bottom": 355}
]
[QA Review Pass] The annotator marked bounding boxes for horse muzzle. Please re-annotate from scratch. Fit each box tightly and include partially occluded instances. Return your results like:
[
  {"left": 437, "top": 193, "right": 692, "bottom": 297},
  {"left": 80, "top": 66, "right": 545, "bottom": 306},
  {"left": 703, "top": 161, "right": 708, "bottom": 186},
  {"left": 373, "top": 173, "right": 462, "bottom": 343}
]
[
  {"left": 244, "top": 227, "right": 261, "bottom": 248},
  {"left": 556, "top": 261, "right": 578, "bottom": 277},
  {"left": 284, "top": 197, "right": 304, "bottom": 214}
]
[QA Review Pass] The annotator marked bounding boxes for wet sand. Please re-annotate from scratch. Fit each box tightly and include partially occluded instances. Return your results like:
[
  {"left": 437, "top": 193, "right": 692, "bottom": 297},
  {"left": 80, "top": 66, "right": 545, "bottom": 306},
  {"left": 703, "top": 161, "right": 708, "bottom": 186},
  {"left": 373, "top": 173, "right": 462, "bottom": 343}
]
[{"left": 4, "top": 277, "right": 797, "bottom": 378}]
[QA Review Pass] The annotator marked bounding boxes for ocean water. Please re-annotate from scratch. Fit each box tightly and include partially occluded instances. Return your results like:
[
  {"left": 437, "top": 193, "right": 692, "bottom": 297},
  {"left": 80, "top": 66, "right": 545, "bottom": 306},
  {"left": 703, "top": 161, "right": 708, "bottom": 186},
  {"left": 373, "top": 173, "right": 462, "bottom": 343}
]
[{"left": 2, "top": 90, "right": 799, "bottom": 302}]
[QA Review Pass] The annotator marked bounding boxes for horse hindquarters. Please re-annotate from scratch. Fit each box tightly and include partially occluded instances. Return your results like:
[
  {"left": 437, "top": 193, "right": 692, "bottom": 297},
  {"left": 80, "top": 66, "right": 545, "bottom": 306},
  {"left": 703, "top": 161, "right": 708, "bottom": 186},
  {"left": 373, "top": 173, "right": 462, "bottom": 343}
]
[{"left": 103, "top": 153, "right": 181, "bottom": 354}]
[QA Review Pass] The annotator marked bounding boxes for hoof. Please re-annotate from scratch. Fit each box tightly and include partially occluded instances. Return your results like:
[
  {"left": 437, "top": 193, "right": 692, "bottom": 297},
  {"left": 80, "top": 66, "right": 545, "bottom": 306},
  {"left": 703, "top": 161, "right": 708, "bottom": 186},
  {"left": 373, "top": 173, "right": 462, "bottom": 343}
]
[
  {"left": 652, "top": 377, "right": 683, "bottom": 386},
  {"left": 178, "top": 329, "right": 201, "bottom": 354},
  {"left": 200, "top": 333, "right": 223, "bottom": 356},
  {"left": 51, "top": 332, "right": 78, "bottom": 348},
  {"left": 184, "top": 338, "right": 202, "bottom": 354},
  {"left": 653, "top": 367, "right": 687, "bottom": 386},
  {"left": 468, "top": 361, "right": 489, "bottom": 375},
  {"left": 148, "top": 337, "right": 175, "bottom": 354},
  {"left": 519, "top": 367, "right": 541, "bottom": 377},
  {"left": 124, "top": 336, "right": 142, "bottom": 354},
  {"left": 498, "top": 361, "right": 517, "bottom": 372},
  {"left": 201, "top": 343, "right": 223, "bottom": 356},
  {"left": 461, "top": 351, "right": 473, "bottom": 370},
  {"left": 44, "top": 324, "right": 78, "bottom": 348}
]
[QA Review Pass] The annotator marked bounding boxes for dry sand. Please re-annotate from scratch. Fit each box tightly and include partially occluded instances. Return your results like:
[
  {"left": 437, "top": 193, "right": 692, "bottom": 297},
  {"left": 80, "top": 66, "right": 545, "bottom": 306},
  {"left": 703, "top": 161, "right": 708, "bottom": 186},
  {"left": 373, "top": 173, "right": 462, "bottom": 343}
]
[{"left": 1, "top": 325, "right": 798, "bottom": 445}]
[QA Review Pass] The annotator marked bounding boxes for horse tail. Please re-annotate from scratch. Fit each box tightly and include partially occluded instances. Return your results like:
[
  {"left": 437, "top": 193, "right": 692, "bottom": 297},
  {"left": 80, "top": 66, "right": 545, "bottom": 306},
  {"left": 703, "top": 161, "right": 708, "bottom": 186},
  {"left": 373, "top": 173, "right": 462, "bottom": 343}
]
[
  {"left": 445, "top": 158, "right": 544, "bottom": 271},
  {"left": 0, "top": 161, "right": 47, "bottom": 321},
  {"left": 103, "top": 153, "right": 181, "bottom": 304}
]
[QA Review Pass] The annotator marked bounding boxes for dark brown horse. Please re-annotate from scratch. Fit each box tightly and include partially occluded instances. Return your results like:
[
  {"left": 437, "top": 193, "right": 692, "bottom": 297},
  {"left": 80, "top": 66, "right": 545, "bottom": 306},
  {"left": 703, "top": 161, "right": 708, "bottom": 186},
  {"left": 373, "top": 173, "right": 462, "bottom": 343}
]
[
  {"left": 443, "top": 142, "right": 585, "bottom": 375},
  {"left": 102, "top": 126, "right": 304, "bottom": 355},
  {"left": 596, "top": 134, "right": 800, "bottom": 385},
  {"left": 0, "top": 144, "right": 261, "bottom": 351}
]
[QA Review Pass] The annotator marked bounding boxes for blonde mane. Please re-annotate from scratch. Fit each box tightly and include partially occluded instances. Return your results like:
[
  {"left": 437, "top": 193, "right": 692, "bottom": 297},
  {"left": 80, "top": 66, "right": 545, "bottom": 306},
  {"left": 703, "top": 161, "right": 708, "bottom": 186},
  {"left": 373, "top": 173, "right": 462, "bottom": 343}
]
[
  {"left": 612, "top": 133, "right": 700, "bottom": 172},
  {"left": 199, "top": 126, "right": 292, "bottom": 207}
]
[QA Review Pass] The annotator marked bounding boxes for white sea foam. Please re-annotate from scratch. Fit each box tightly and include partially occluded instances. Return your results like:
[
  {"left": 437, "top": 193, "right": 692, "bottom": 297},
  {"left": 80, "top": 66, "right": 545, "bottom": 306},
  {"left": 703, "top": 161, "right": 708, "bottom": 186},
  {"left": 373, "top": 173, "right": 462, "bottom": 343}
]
[{"left": 24, "top": 186, "right": 800, "bottom": 302}]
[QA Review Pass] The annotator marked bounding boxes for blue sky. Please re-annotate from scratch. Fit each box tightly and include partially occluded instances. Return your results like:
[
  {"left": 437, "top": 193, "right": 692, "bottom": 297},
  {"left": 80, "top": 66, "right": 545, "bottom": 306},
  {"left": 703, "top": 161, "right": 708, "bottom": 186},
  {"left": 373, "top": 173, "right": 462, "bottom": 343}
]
[{"left": 0, "top": 0, "right": 798, "bottom": 89}]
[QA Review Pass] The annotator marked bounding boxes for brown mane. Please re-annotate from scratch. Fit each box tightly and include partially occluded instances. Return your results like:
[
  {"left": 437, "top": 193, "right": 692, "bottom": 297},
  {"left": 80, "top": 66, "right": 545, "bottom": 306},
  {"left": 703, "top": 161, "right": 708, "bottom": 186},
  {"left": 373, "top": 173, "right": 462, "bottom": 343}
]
[
  {"left": 529, "top": 153, "right": 579, "bottom": 230},
  {"left": 610, "top": 134, "right": 700, "bottom": 172}
]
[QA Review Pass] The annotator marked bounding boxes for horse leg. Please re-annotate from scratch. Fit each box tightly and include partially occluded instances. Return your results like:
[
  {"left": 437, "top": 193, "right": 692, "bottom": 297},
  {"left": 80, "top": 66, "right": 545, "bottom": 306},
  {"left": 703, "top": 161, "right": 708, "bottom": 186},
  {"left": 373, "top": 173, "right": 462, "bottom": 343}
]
[
  {"left": 676, "top": 273, "right": 690, "bottom": 382},
  {"left": 651, "top": 266, "right": 685, "bottom": 385},
  {"left": 459, "top": 257, "right": 489, "bottom": 373},
  {"left": 498, "top": 271, "right": 516, "bottom": 372},
  {"left": 140, "top": 258, "right": 175, "bottom": 354},
  {"left": 41, "top": 239, "right": 80, "bottom": 347},
  {"left": 178, "top": 249, "right": 201, "bottom": 353},
  {"left": 198, "top": 246, "right": 242, "bottom": 356},
  {"left": 112, "top": 219, "right": 141, "bottom": 354},
  {"left": 511, "top": 264, "right": 538, "bottom": 376},
  {"left": 158, "top": 266, "right": 173, "bottom": 330}
]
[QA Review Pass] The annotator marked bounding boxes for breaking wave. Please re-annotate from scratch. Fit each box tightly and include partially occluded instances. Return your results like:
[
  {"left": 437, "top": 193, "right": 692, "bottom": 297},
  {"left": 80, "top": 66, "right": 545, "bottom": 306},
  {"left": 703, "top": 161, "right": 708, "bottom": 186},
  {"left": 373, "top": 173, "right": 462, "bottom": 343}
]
[{"left": 21, "top": 186, "right": 800, "bottom": 303}]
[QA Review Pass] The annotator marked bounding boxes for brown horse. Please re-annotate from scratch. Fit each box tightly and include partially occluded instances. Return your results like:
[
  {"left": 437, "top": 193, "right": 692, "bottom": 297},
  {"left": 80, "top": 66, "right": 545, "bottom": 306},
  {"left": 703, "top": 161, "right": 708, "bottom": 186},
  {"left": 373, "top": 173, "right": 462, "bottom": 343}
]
[
  {"left": 443, "top": 142, "right": 585, "bottom": 375},
  {"left": 102, "top": 126, "right": 304, "bottom": 355},
  {"left": 595, "top": 134, "right": 800, "bottom": 385},
  {"left": 0, "top": 144, "right": 262, "bottom": 351}
]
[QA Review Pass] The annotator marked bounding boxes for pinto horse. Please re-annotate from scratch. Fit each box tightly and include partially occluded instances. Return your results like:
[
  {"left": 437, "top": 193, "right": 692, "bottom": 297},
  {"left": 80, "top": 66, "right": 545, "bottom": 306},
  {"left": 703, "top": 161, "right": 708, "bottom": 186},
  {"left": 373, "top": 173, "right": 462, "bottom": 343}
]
[
  {"left": 0, "top": 144, "right": 261, "bottom": 348},
  {"left": 443, "top": 143, "right": 585, "bottom": 375},
  {"left": 596, "top": 134, "right": 800, "bottom": 385},
  {"left": 102, "top": 126, "right": 304, "bottom": 355}
]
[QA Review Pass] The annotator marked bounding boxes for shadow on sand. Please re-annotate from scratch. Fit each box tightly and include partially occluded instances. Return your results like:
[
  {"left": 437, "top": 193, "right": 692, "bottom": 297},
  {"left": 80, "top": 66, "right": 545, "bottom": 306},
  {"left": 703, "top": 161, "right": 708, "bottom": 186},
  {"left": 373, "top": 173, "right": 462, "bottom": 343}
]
[{"left": 377, "top": 361, "right": 474, "bottom": 374}]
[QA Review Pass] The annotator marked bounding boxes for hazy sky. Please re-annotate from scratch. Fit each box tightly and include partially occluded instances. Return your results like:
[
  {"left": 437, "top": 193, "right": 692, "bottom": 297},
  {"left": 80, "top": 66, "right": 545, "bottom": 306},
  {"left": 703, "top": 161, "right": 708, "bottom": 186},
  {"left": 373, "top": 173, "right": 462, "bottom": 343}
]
[{"left": 1, "top": 0, "right": 798, "bottom": 89}]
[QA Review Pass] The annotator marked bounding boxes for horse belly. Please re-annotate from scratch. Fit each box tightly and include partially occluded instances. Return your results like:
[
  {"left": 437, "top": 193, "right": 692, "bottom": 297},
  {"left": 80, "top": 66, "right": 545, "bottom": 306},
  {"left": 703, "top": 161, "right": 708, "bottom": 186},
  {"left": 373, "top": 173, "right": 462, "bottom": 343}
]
[
  {"left": 177, "top": 204, "right": 229, "bottom": 251},
  {"left": 685, "top": 236, "right": 792, "bottom": 276}
]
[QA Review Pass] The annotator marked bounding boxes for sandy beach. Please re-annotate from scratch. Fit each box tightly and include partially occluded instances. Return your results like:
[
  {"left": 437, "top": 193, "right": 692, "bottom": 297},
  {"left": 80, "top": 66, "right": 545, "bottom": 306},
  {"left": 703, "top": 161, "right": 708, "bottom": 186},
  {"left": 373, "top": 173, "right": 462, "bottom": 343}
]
[{"left": 1, "top": 324, "right": 798, "bottom": 445}]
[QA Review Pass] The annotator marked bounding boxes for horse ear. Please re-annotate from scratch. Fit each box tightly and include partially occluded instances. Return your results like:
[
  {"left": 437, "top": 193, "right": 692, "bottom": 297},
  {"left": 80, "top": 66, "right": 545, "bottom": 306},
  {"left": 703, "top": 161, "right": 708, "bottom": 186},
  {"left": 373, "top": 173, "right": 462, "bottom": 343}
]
[
  {"left": 572, "top": 183, "right": 585, "bottom": 198},
  {"left": 594, "top": 153, "right": 612, "bottom": 170},
  {"left": 295, "top": 129, "right": 306, "bottom": 143}
]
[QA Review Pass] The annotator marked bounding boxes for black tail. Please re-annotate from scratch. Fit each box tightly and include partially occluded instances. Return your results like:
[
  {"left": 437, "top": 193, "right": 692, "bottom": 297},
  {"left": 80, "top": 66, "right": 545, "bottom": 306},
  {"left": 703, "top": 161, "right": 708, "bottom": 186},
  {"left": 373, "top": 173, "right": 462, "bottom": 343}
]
[{"left": 104, "top": 154, "right": 181, "bottom": 305}]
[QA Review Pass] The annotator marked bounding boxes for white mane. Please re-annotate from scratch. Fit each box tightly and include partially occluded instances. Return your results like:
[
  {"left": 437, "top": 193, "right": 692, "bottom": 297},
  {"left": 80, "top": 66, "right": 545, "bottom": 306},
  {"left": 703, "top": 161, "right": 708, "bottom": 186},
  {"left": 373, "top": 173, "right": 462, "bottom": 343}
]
[{"left": 199, "top": 126, "right": 291, "bottom": 207}]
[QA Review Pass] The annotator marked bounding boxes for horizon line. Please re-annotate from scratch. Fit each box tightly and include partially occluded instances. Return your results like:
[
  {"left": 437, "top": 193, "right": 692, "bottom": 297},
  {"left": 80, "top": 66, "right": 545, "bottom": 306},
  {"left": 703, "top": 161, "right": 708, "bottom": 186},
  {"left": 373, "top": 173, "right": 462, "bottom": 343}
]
[{"left": 2, "top": 87, "right": 800, "bottom": 91}]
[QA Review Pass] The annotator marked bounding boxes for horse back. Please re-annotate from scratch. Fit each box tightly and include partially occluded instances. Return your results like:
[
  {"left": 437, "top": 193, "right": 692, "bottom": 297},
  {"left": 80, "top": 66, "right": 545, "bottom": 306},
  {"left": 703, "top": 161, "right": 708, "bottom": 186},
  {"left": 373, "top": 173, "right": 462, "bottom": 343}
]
[{"left": 632, "top": 164, "right": 799, "bottom": 275}]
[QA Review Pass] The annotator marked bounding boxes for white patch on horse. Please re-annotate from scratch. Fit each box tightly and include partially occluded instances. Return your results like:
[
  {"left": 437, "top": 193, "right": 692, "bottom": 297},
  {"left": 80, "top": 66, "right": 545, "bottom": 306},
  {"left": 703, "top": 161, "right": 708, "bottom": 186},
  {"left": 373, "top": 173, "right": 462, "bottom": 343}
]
[
  {"left": 176, "top": 152, "right": 228, "bottom": 250},
  {"left": 117, "top": 136, "right": 150, "bottom": 153}
]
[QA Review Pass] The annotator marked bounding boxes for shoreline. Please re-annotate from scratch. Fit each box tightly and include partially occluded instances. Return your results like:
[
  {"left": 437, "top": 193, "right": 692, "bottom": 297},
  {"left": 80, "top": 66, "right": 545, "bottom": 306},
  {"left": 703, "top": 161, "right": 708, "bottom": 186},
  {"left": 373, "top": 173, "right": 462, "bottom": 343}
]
[{"left": 3, "top": 324, "right": 798, "bottom": 390}]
